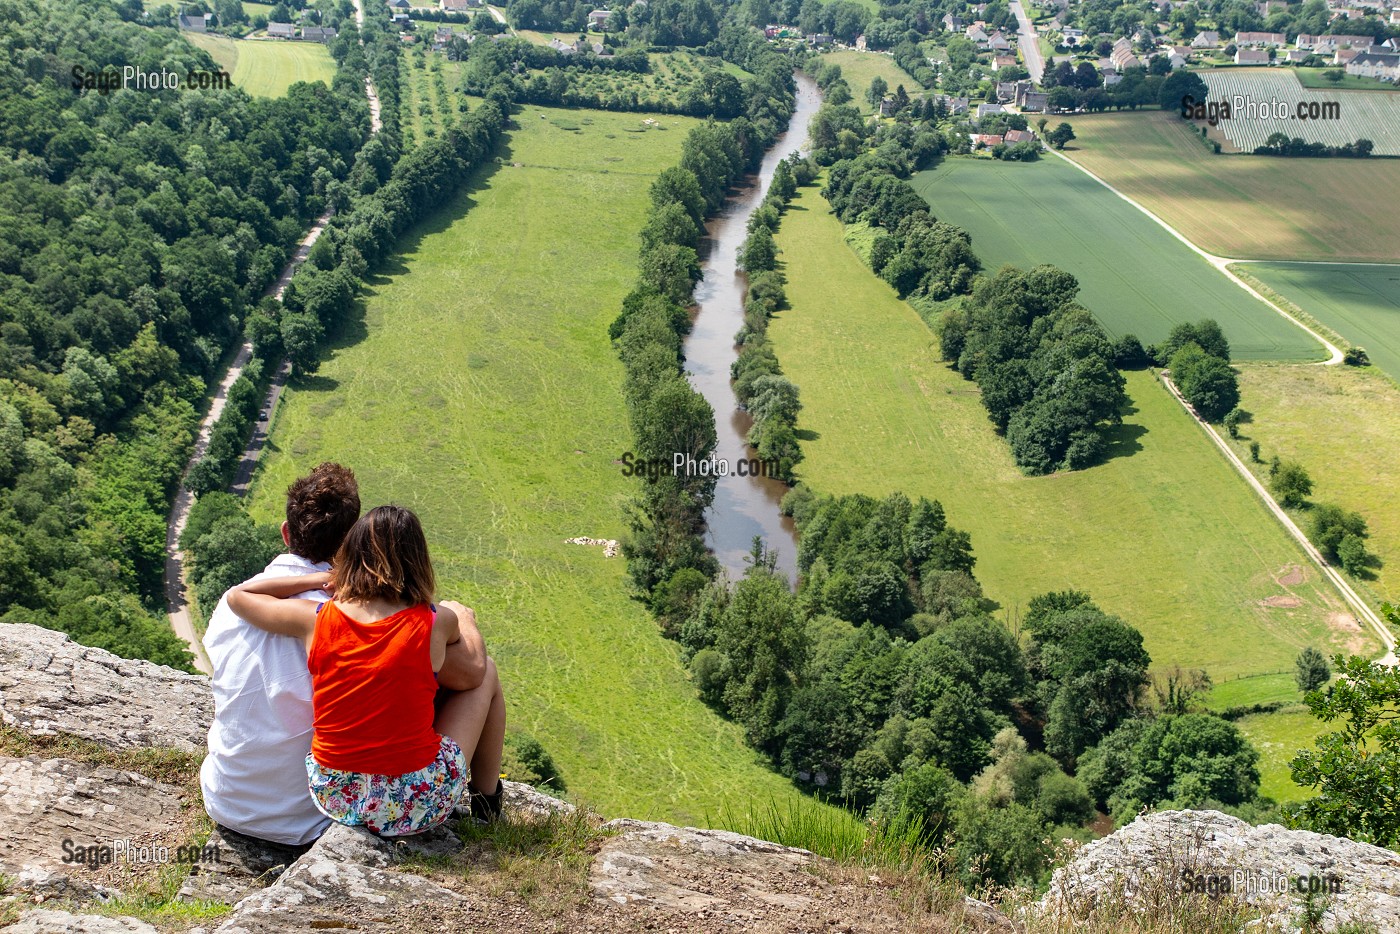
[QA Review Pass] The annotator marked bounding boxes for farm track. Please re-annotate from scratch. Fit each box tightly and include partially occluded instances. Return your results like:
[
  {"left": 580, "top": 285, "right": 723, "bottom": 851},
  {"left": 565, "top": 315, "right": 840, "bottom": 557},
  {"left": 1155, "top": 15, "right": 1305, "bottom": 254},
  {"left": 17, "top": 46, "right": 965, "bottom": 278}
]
[
  {"left": 1048, "top": 146, "right": 1396, "bottom": 660},
  {"left": 163, "top": 0, "right": 383, "bottom": 672}
]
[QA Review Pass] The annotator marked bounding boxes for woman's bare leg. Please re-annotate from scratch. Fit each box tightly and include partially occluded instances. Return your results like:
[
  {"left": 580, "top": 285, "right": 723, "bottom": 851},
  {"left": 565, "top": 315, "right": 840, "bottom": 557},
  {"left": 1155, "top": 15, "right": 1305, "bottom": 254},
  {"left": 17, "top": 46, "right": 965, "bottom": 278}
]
[{"left": 434, "top": 657, "right": 505, "bottom": 795}]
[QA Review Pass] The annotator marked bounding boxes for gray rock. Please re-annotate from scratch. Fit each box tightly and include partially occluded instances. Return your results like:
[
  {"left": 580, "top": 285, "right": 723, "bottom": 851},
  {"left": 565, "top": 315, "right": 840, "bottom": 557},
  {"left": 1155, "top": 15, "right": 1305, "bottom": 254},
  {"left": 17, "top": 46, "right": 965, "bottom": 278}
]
[
  {"left": 0, "top": 756, "right": 185, "bottom": 895},
  {"left": 591, "top": 819, "right": 816, "bottom": 913},
  {"left": 4, "top": 909, "right": 158, "bottom": 933},
  {"left": 175, "top": 824, "right": 312, "bottom": 906},
  {"left": 210, "top": 823, "right": 472, "bottom": 933},
  {"left": 0, "top": 624, "right": 211, "bottom": 752},
  {"left": 1042, "top": 809, "right": 1400, "bottom": 933},
  {"left": 502, "top": 780, "right": 574, "bottom": 819}
]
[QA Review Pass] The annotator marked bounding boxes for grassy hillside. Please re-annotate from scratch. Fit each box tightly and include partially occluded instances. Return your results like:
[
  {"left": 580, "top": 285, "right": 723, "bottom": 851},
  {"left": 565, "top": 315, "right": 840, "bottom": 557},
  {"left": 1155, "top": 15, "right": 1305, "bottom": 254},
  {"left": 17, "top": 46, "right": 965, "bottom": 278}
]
[
  {"left": 186, "top": 33, "right": 337, "bottom": 97},
  {"left": 1235, "top": 706, "right": 1329, "bottom": 803},
  {"left": 768, "top": 187, "right": 1374, "bottom": 691},
  {"left": 911, "top": 157, "right": 1327, "bottom": 362},
  {"left": 1063, "top": 111, "right": 1400, "bottom": 263},
  {"left": 248, "top": 107, "right": 851, "bottom": 829},
  {"left": 1238, "top": 262, "right": 1400, "bottom": 385}
]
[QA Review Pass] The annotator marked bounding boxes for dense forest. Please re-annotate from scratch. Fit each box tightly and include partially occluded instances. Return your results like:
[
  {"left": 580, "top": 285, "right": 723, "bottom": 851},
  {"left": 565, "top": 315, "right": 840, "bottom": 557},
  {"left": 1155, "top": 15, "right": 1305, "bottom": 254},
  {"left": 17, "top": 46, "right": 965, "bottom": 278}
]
[{"left": 0, "top": 0, "right": 374, "bottom": 666}]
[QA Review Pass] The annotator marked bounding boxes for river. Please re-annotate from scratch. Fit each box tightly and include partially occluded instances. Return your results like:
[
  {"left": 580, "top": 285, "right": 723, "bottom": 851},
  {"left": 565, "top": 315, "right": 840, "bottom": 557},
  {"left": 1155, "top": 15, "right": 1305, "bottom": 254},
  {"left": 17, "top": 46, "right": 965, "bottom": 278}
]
[{"left": 683, "top": 73, "right": 821, "bottom": 586}]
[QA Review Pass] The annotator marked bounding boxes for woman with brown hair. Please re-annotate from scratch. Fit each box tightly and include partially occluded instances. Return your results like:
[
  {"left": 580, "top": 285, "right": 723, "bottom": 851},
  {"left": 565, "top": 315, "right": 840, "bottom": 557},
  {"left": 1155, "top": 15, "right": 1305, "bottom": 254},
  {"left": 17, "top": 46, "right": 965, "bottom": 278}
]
[{"left": 227, "top": 504, "right": 505, "bottom": 836}]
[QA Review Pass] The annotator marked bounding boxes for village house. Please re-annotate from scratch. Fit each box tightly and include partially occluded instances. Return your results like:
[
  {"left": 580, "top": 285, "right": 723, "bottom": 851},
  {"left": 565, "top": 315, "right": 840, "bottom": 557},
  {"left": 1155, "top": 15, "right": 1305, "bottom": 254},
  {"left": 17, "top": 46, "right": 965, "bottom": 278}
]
[
  {"left": 942, "top": 13, "right": 965, "bottom": 31},
  {"left": 966, "top": 23, "right": 990, "bottom": 46},
  {"left": 548, "top": 37, "right": 576, "bottom": 54},
  {"left": 1335, "top": 46, "right": 1369, "bottom": 64},
  {"left": 1235, "top": 47, "right": 1271, "bottom": 63},
  {"left": 994, "top": 53, "right": 1019, "bottom": 68},
  {"left": 441, "top": 0, "right": 473, "bottom": 10},
  {"left": 806, "top": 33, "right": 834, "bottom": 46},
  {"left": 267, "top": 21, "right": 295, "bottom": 38},
  {"left": 1346, "top": 49, "right": 1400, "bottom": 77},
  {"left": 1285, "top": 48, "right": 1310, "bottom": 61},
  {"left": 854, "top": 34, "right": 867, "bottom": 50},
  {"left": 976, "top": 101, "right": 1004, "bottom": 119},
  {"left": 302, "top": 25, "right": 337, "bottom": 41},
  {"left": 935, "top": 94, "right": 970, "bottom": 114},
  {"left": 387, "top": 0, "right": 410, "bottom": 7},
  {"left": 588, "top": 9, "right": 613, "bottom": 29},
  {"left": 1003, "top": 128, "right": 1036, "bottom": 144},
  {"left": 1015, "top": 83, "right": 1049, "bottom": 110},
  {"left": 177, "top": 12, "right": 211, "bottom": 31},
  {"left": 1062, "top": 27, "right": 1083, "bottom": 45},
  {"left": 970, "top": 133, "right": 1005, "bottom": 148},
  {"left": 1111, "top": 38, "right": 1143, "bottom": 71},
  {"left": 1234, "top": 31, "right": 1288, "bottom": 46},
  {"left": 1191, "top": 30, "right": 1221, "bottom": 48},
  {"left": 988, "top": 30, "right": 1012, "bottom": 51}
]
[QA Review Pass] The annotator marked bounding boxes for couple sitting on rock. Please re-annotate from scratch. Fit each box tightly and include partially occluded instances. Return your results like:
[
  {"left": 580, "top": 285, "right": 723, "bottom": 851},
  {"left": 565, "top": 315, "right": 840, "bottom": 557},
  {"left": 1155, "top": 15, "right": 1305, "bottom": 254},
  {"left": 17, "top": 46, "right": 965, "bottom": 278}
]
[{"left": 200, "top": 462, "right": 506, "bottom": 847}]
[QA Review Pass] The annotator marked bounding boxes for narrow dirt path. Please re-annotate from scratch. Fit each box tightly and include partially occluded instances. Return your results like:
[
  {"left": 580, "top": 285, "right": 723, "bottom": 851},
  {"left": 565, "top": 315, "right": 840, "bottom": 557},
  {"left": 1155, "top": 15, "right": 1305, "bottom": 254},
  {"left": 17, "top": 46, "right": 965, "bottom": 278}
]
[{"left": 163, "top": 4, "right": 383, "bottom": 673}]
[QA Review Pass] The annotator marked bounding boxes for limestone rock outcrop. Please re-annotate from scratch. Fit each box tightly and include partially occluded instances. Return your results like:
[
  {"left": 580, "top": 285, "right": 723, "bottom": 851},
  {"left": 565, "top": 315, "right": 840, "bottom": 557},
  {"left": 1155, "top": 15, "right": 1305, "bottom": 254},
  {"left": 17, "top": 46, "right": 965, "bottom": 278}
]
[{"left": 1044, "top": 809, "right": 1400, "bottom": 933}]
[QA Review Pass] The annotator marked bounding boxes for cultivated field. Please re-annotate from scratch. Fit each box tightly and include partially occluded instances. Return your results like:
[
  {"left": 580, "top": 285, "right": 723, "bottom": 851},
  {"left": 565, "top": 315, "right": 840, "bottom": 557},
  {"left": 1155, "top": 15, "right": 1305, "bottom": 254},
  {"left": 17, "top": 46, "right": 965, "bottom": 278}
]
[
  {"left": 819, "top": 50, "right": 920, "bottom": 112},
  {"left": 1064, "top": 111, "right": 1400, "bottom": 262},
  {"left": 401, "top": 47, "right": 468, "bottom": 142},
  {"left": 768, "top": 187, "right": 1374, "bottom": 691},
  {"left": 1223, "top": 363, "right": 1400, "bottom": 608},
  {"left": 185, "top": 33, "right": 337, "bottom": 97},
  {"left": 912, "top": 157, "right": 1327, "bottom": 361},
  {"left": 248, "top": 107, "right": 850, "bottom": 828},
  {"left": 1237, "top": 262, "right": 1400, "bottom": 384},
  {"left": 1196, "top": 69, "right": 1400, "bottom": 155}
]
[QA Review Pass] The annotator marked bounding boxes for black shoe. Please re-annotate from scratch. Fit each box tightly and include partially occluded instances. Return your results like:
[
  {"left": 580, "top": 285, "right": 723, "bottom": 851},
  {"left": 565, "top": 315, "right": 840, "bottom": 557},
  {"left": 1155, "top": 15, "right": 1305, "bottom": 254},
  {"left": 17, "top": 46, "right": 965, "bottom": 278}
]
[{"left": 468, "top": 781, "right": 504, "bottom": 824}]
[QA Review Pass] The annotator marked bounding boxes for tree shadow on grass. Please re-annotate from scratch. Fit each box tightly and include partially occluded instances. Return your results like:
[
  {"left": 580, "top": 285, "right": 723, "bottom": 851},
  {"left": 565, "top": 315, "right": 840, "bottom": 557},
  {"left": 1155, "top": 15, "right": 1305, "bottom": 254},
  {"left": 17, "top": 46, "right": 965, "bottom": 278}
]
[
  {"left": 1098, "top": 399, "right": 1147, "bottom": 465},
  {"left": 795, "top": 428, "right": 821, "bottom": 442}
]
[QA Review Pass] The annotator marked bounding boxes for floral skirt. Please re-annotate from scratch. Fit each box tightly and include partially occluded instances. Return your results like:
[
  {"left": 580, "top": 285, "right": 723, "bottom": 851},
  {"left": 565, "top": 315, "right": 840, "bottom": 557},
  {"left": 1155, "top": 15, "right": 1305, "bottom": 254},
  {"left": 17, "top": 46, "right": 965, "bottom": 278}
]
[{"left": 306, "top": 735, "right": 467, "bottom": 837}]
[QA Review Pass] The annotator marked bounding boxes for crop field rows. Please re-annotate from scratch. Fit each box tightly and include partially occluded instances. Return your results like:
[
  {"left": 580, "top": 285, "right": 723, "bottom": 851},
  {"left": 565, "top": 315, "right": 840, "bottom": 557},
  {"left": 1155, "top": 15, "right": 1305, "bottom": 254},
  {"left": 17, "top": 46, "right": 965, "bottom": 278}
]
[
  {"left": 912, "top": 157, "right": 1328, "bottom": 360},
  {"left": 1197, "top": 70, "right": 1400, "bottom": 154}
]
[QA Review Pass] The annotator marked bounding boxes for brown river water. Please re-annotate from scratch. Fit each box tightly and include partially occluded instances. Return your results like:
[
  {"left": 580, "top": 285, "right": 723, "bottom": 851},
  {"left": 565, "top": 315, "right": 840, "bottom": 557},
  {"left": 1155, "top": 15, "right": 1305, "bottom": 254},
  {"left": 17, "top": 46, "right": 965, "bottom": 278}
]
[{"left": 683, "top": 73, "right": 821, "bottom": 585}]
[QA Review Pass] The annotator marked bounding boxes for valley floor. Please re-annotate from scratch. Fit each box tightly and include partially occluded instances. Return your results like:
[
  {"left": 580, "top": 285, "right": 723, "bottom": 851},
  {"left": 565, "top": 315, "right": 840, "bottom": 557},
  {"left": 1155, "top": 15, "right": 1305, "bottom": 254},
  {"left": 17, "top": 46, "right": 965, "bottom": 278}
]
[{"left": 247, "top": 105, "right": 850, "bottom": 828}]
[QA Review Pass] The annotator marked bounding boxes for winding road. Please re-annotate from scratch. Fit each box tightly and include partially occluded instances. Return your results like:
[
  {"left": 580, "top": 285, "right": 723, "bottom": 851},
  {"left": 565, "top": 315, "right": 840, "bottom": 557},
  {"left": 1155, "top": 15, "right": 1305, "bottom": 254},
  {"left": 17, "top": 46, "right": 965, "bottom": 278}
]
[
  {"left": 163, "top": 0, "right": 383, "bottom": 674},
  {"left": 1046, "top": 147, "right": 1394, "bottom": 660}
]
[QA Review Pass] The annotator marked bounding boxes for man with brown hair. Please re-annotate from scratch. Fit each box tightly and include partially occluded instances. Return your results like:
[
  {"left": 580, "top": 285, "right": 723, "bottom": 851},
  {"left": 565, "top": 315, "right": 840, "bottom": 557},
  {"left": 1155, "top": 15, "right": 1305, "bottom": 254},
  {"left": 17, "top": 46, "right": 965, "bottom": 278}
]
[{"left": 200, "top": 463, "right": 492, "bottom": 844}]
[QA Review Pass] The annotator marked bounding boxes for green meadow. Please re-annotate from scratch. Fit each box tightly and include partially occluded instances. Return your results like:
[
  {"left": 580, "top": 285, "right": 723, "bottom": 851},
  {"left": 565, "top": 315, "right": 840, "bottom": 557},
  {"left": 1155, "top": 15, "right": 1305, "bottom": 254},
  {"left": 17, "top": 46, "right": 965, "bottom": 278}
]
[
  {"left": 1224, "top": 363, "right": 1400, "bottom": 609},
  {"left": 911, "top": 157, "right": 1327, "bottom": 362},
  {"left": 248, "top": 107, "right": 855, "bottom": 830},
  {"left": 1235, "top": 706, "right": 1329, "bottom": 803},
  {"left": 819, "top": 50, "right": 920, "bottom": 113},
  {"left": 768, "top": 186, "right": 1374, "bottom": 691},
  {"left": 186, "top": 33, "right": 337, "bottom": 97},
  {"left": 1240, "top": 262, "right": 1400, "bottom": 385}
]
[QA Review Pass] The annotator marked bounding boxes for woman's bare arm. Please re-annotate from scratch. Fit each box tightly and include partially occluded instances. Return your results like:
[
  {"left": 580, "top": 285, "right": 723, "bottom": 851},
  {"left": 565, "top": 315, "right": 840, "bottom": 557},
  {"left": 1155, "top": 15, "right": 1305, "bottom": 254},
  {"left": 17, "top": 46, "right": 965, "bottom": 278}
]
[
  {"left": 430, "top": 603, "right": 460, "bottom": 674},
  {"left": 226, "top": 575, "right": 327, "bottom": 639}
]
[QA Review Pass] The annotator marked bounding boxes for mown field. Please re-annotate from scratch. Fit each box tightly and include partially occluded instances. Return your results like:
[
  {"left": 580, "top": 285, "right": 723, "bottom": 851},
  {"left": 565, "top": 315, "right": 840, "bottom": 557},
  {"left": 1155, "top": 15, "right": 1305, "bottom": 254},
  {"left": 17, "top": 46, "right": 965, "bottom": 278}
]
[
  {"left": 247, "top": 106, "right": 852, "bottom": 829},
  {"left": 1293, "top": 66, "right": 1400, "bottom": 92},
  {"left": 911, "top": 157, "right": 1327, "bottom": 361},
  {"left": 1238, "top": 262, "right": 1400, "bottom": 385},
  {"left": 1196, "top": 69, "right": 1400, "bottom": 155},
  {"left": 186, "top": 33, "right": 337, "bottom": 97},
  {"left": 1063, "top": 111, "right": 1400, "bottom": 263},
  {"left": 819, "top": 50, "right": 920, "bottom": 112},
  {"left": 1222, "top": 363, "right": 1400, "bottom": 609},
  {"left": 768, "top": 186, "right": 1373, "bottom": 690}
]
